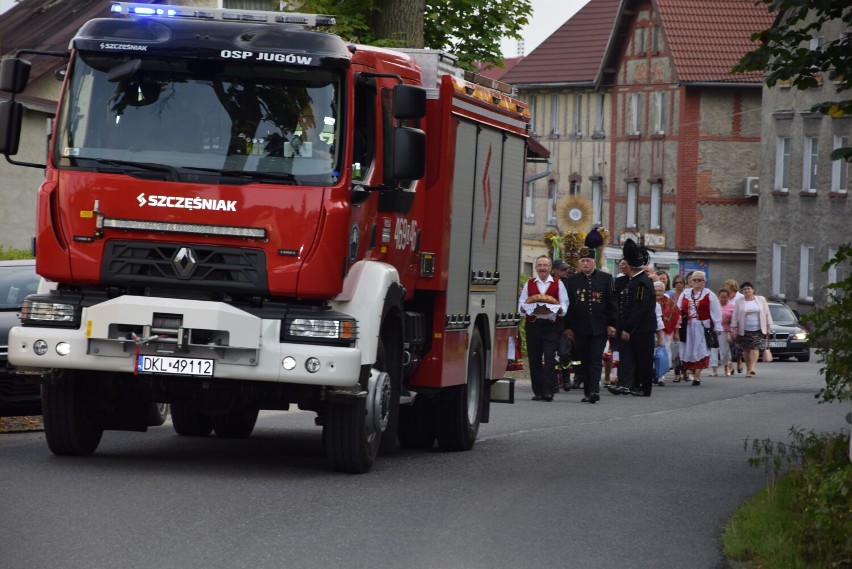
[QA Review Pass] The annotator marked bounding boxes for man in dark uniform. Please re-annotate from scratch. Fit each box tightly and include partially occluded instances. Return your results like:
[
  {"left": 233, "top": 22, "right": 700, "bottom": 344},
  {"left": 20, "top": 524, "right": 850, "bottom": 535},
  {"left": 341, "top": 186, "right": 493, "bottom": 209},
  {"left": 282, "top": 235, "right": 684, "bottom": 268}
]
[
  {"left": 563, "top": 229, "right": 617, "bottom": 404},
  {"left": 612, "top": 239, "right": 658, "bottom": 397}
]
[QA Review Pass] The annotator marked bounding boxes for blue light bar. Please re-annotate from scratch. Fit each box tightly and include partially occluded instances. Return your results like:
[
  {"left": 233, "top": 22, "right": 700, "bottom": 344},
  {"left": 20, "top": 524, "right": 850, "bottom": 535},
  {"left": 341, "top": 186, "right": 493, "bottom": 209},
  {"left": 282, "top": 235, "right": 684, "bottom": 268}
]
[{"left": 110, "top": 2, "right": 335, "bottom": 27}]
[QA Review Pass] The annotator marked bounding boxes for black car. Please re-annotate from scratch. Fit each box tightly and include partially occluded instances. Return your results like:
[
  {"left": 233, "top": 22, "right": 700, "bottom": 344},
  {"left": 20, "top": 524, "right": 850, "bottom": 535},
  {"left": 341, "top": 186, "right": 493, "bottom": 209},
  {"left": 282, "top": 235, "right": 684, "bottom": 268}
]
[
  {"left": 765, "top": 301, "right": 811, "bottom": 362},
  {"left": 0, "top": 259, "right": 43, "bottom": 416}
]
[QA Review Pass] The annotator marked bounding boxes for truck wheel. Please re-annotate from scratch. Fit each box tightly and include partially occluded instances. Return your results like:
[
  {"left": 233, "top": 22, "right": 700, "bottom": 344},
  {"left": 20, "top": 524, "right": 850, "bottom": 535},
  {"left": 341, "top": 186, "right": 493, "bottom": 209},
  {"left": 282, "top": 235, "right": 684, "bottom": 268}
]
[
  {"left": 147, "top": 403, "right": 169, "bottom": 427},
  {"left": 170, "top": 401, "right": 213, "bottom": 437},
  {"left": 398, "top": 396, "right": 436, "bottom": 450},
  {"left": 42, "top": 370, "right": 104, "bottom": 456},
  {"left": 436, "top": 328, "right": 484, "bottom": 452},
  {"left": 212, "top": 407, "right": 259, "bottom": 438},
  {"left": 325, "top": 397, "right": 377, "bottom": 474},
  {"left": 376, "top": 319, "right": 402, "bottom": 454}
]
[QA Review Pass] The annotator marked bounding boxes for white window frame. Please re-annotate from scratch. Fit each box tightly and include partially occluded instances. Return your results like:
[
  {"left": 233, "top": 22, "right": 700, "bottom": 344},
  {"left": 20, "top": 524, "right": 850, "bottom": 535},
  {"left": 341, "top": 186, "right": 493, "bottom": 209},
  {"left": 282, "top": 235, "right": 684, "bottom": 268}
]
[
  {"left": 775, "top": 136, "right": 791, "bottom": 192},
  {"left": 550, "top": 93, "right": 559, "bottom": 135},
  {"left": 626, "top": 182, "right": 638, "bottom": 228},
  {"left": 547, "top": 180, "right": 557, "bottom": 224},
  {"left": 831, "top": 135, "right": 849, "bottom": 194},
  {"left": 524, "top": 181, "right": 535, "bottom": 222},
  {"left": 803, "top": 136, "right": 819, "bottom": 192},
  {"left": 629, "top": 93, "right": 641, "bottom": 135},
  {"left": 592, "top": 180, "right": 603, "bottom": 224},
  {"left": 649, "top": 182, "right": 662, "bottom": 230},
  {"left": 594, "top": 94, "right": 605, "bottom": 134},
  {"left": 651, "top": 91, "right": 666, "bottom": 134},
  {"left": 572, "top": 94, "right": 583, "bottom": 136},
  {"left": 799, "top": 244, "right": 815, "bottom": 302},
  {"left": 772, "top": 243, "right": 787, "bottom": 300}
]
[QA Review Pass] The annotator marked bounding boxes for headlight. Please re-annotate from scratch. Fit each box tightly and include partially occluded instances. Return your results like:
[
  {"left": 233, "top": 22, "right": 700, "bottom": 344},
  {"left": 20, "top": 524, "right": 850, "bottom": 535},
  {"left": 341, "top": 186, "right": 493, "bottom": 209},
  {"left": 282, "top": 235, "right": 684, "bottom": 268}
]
[
  {"left": 286, "top": 318, "right": 357, "bottom": 342},
  {"left": 793, "top": 329, "right": 807, "bottom": 341},
  {"left": 21, "top": 298, "right": 78, "bottom": 324}
]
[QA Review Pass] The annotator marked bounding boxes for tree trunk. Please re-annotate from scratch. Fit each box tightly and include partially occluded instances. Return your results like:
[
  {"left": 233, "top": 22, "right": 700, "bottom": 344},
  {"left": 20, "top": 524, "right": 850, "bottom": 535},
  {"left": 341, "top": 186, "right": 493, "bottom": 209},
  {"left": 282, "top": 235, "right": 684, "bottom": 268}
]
[{"left": 373, "top": 0, "right": 425, "bottom": 48}]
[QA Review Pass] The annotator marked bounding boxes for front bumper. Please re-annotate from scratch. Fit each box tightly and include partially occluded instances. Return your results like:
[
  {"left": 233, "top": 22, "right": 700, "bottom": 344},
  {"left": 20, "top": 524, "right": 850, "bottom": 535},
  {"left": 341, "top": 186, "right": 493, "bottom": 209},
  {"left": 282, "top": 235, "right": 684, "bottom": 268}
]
[{"left": 8, "top": 296, "right": 361, "bottom": 387}]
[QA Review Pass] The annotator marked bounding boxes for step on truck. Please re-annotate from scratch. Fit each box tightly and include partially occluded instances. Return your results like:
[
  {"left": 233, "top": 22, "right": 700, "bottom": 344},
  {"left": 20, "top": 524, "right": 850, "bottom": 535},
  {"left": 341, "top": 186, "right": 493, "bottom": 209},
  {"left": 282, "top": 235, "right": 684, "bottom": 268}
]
[{"left": 0, "top": 2, "right": 545, "bottom": 473}]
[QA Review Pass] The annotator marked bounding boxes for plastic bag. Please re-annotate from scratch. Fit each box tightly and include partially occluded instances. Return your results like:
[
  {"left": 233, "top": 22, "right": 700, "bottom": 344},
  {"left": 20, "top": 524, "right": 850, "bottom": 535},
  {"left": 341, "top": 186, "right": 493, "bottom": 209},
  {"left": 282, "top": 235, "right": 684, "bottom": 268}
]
[{"left": 654, "top": 345, "right": 670, "bottom": 377}]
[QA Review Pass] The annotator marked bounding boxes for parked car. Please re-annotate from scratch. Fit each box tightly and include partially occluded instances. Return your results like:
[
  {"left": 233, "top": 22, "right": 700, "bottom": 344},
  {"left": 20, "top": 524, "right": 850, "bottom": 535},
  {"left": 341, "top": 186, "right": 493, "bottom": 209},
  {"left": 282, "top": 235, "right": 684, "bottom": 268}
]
[
  {"left": 0, "top": 259, "right": 42, "bottom": 416},
  {"left": 765, "top": 301, "right": 810, "bottom": 362}
]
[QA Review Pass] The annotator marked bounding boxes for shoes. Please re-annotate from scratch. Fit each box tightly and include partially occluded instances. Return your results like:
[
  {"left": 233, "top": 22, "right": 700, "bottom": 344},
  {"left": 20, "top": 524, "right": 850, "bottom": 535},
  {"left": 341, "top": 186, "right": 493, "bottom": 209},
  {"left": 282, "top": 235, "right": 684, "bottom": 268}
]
[
  {"left": 589, "top": 393, "right": 600, "bottom": 404},
  {"left": 673, "top": 377, "right": 681, "bottom": 383},
  {"left": 630, "top": 389, "right": 648, "bottom": 397},
  {"left": 572, "top": 380, "right": 583, "bottom": 389},
  {"left": 748, "top": 371, "right": 756, "bottom": 377},
  {"left": 607, "top": 385, "right": 621, "bottom": 396},
  {"left": 617, "top": 386, "right": 632, "bottom": 395},
  {"left": 726, "top": 370, "right": 733, "bottom": 376},
  {"left": 542, "top": 395, "right": 554, "bottom": 402},
  {"left": 657, "top": 379, "right": 665, "bottom": 386},
  {"left": 563, "top": 384, "right": 572, "bottom": 392},
  {"left": 581, "top": 397, "right": 590, "bottom": 402},
  {"left": 531, "top": 395, "right": 543, "bottom": 401},
  {"left": 737, "top": 367, "right": 743, "bottom": 374},
  {"left": 710, "top": 372, "right": 718, "bottom": 377},
  {"left": 692, "top": 379, "right": 701, "bottom": 386}
]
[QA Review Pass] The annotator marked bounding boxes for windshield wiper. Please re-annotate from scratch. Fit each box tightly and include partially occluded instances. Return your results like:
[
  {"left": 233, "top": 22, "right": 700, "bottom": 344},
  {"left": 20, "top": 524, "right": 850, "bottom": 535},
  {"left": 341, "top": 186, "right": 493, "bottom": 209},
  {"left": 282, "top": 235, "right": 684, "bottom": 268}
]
[
  {"left": 180, "top": 167, "right": 300, "bottom": 185},
  {"left": 73, "top": 157, "right": 180, "bottom": 180}
]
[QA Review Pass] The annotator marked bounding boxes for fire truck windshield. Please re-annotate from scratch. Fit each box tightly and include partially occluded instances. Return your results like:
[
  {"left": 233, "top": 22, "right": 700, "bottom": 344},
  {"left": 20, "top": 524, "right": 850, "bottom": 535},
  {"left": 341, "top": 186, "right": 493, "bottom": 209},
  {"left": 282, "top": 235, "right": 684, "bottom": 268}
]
[{"left": 54, "top": 52, "right": 342, "bottom": 185}]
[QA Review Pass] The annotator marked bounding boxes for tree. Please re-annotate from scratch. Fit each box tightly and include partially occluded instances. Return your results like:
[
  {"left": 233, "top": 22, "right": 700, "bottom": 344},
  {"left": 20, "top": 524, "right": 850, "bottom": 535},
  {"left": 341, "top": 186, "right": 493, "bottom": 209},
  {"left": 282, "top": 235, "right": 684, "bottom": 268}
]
[
  {"left": 733, "top": 0, "right": 852, "bottom": 162},
  {"left": 290, "top": 0, "right": 531, "bottom": 69},
  {"left": 801, "top": 244, "right": 852, "bottom": 405}
]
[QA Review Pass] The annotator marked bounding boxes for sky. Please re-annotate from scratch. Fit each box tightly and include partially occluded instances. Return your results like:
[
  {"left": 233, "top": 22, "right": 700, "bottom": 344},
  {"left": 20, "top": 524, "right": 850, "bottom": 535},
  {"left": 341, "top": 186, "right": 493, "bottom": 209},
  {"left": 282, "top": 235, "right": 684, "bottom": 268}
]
[{"left": 501, "top": 0, "right": 592, "bottom": 58}]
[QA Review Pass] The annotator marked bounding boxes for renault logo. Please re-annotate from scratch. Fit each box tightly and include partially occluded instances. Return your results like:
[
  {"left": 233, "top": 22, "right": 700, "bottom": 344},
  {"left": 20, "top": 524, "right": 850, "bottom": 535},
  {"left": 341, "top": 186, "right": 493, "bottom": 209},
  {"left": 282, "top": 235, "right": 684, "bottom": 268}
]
[{"left": 172, "top": 247, "right": 197, "bottom": 278}]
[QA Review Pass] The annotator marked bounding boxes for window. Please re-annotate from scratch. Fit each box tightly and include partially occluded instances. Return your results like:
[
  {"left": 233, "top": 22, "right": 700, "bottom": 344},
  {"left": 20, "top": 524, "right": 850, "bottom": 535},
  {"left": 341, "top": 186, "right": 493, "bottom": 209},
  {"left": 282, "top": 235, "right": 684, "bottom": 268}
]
[
  {"left": 649, "top": 182, "right": 662, "bottom": 230},
  {"left": 827, "top": 246, "right": 849, "bottom": 302},
  {"left": 530, "top": 95, "right": 538, "bottom": 135},
  {"left": 626, "top": 182, "right": 638, "bottom": 228},
  {"left": 651, "top": 92, "right": 667, "bottom": 134},
  {"left": 803, "top": 136, "right": 819, "bottom": 192},
  {"left": 547, "top": 180, "right": 557, "bottom": 224},
  {"left": 775, "top": 137, "right": 791, "bottom": 191},
  {"left": 572, "top": 94, "right": 582, "bottom": 135},
  {"left": 524, "top": 182, "right": 535, "bottom": 222},
  {"left": 629, "top": 93, "right": 641, "bottom": 135},
  {"left": 635, "top": 27, "right": 646, "bottom": 55},
  {"left": 594, "top": 94, "right": 605, "bottom": 134},
  {"left": 772, "top": 243, "right": 787, "bottom": 299},
  {"left": 809, "top": 36, "right": 824, "bottom": 51},
  {"left": 799, "top": 244, "right": 815, "bottom": 301},
  {"left": 570, "top": 180, "right": 580, "bottom": 196},
  {"left": 550, "top": 93, "right": 559, "bottom": 135},
  {"left": 651, "top": 26, "right": 661, "bottom": 53},
  {"left": 592, "top": 180, "right": 602, "bottom": 224},
  {"left": 831, "top": 135, "right": 849, "bottom": 193}
]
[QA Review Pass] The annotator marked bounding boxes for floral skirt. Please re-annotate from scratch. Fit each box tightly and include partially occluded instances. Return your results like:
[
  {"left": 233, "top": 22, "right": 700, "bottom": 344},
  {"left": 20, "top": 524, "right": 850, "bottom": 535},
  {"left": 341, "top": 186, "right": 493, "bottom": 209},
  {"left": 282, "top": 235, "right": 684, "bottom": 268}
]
[{"left": 737, "top": 329, "right": 765, "bottom": 350}]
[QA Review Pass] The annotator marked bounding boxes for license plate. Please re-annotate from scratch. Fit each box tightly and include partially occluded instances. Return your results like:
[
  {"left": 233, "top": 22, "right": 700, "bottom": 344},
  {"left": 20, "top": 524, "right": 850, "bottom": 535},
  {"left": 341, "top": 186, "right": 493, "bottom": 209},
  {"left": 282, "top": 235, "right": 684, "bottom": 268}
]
[
  {"left": 768, "top": 341, "right": 786, "bottom": 348},
  {"left": 137, "top": 355, "right": 214, "bottom": 377}
]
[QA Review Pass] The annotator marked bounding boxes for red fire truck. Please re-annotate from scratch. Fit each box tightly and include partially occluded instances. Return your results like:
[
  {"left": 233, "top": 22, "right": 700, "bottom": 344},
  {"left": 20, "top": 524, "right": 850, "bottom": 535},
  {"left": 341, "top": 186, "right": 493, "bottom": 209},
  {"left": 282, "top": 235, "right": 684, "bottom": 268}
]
[{"left": 0, "top": 2, "right": 542, "bottom": 472}]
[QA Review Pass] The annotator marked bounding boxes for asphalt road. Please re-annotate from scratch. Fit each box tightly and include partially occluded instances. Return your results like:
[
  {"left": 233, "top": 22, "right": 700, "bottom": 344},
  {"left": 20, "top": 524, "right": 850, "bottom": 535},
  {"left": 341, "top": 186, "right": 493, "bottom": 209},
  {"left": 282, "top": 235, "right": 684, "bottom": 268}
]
[{"left": 0, "top": 355, "right": 846, "bottom": 569}]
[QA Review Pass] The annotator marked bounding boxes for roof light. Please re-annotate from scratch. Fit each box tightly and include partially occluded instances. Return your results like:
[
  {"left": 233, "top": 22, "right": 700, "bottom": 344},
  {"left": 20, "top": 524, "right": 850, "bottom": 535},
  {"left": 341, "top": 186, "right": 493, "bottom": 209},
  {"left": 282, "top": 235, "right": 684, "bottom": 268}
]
[{"left": 110, "top": 2, "right": 335, "bottom": 28}]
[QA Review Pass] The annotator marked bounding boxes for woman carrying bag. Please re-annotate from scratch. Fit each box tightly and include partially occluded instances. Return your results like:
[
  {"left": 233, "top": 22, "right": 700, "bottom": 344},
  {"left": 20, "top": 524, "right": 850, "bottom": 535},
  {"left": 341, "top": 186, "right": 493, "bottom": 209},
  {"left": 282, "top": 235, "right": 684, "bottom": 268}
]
[
  {"left": 729, "top": 282, "right": 773, "bottom": 377},
  {"left": 675, "top": 271, "right": 723, "bottom": 386}
]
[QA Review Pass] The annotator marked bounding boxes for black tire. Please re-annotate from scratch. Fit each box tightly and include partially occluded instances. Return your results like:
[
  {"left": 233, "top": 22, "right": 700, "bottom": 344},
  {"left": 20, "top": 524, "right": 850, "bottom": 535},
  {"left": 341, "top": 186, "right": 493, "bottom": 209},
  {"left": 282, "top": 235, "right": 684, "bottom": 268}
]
[
  {"left": 376, "top": 318, "right": 402, "bottom": 454},
  {"left": 212, "top": 407, "right": 259, "bottom": 438},
  {"left": 41, "top": 370, "right": 104, "bottom": 456},
  {"left": 797, "top": 352, "right": 811, "bottom": 362},
  {"left": 398, "top": 396, "right": 436, "bottom": 450},
  {"left": 325, "top": 398, "right": 377, "bottom": 474},
  {"left": 436, "top": 328, "right": 485, "bottom": 452},
  {"left": 147, "top": 403, "right": 169, "bottom": 427},
  {"left": 170, "top": 401, "right": 213, "bottom": 437}
]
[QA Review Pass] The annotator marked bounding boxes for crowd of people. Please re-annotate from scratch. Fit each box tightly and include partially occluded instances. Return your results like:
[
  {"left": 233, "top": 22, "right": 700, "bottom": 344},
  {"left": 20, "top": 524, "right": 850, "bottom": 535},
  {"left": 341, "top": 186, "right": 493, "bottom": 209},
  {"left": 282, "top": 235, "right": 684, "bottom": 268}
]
[{"left": 518, "top": 235, "right": 775, "bottom": 402}]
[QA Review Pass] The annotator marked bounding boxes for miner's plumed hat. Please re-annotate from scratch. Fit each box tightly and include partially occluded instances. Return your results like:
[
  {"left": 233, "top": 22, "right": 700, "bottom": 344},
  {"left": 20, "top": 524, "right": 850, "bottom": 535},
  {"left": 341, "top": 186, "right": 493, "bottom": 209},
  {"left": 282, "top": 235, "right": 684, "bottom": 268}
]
[
  {"left": 622, "top": 238, "right": 649, "bottom": 269},
  {"left": 580, "top": 228, "right": 604, "bottom": 259}
]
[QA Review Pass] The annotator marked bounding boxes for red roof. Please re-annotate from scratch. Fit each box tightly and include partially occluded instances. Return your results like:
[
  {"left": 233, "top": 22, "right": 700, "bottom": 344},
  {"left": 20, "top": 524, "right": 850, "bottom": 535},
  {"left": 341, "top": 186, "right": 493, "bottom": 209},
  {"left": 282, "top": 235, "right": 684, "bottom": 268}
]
[
  {"left": 502, "top": 0, "right": 620, "bottom": 86},
  {"left": 476, "top": 56, "right": 524, "bottom": 82},
  {"left": 656, "top": 0, "right": 776, "bottom": 83}
]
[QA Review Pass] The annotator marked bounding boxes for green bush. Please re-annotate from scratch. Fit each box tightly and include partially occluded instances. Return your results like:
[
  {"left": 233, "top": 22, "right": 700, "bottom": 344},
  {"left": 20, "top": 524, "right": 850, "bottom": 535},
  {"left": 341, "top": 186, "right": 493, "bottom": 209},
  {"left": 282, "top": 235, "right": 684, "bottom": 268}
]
[
  {"left": 0, "top": 246, "right": 33, "bottom": 260},
  {"left": 728, "top": 428, "right": 852, "bottom": 568}
]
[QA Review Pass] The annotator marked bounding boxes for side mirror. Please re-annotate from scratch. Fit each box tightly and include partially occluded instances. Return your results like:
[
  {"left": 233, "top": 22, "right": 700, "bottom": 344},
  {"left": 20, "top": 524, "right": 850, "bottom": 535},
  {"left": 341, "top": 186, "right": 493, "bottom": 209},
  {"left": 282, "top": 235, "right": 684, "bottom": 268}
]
[
  {"left": 391, "top": 126, "right": 425, "bottom": 181},
  {"left": 392, "top": 84, "right": 426, "bottom": 120},
  {"left": 0, "top": 100, "right": 24, "bottom": 155},
  {"left": 0, "top": 57, "right": 31, "bottom": 94}
]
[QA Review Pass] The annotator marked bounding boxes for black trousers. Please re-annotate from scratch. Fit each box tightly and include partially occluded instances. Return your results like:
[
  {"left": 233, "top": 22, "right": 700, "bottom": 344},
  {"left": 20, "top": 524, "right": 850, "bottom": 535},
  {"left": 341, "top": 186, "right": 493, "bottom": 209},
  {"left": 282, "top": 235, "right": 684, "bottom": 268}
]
[
  {"left": 620, "top": 330, "right": 656, "bottom": 396},
  {"left": 526, "top": 319, "right": 559, "bottom": 398},
  {"left": 572, "top": 333, "right": 608, "bottom": 396}
]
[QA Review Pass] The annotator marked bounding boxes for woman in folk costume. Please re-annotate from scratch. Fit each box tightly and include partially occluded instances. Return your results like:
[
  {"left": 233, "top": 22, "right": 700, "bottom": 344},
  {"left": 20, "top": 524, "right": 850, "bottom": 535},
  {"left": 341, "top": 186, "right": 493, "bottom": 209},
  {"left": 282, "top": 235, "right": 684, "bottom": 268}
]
[
  {"left": 675, "top": 270, "right": 723, "bottom": 386},
  {"left": 654, "top": 280, "right": 680, "bottom": 385}
]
